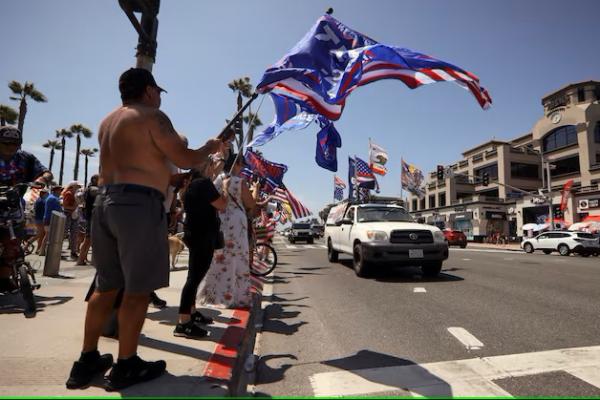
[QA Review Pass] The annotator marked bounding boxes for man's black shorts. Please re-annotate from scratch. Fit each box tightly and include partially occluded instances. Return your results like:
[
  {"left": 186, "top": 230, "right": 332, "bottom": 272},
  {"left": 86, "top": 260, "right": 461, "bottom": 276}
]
[{"left": 91, "top": 184, "right": 169, "bottom": 293}]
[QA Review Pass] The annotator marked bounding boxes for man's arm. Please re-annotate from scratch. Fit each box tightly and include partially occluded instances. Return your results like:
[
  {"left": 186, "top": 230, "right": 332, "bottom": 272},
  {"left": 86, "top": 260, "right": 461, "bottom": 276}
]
[{"left": 150, "top": 110, "right": 224, "bottom": 169}]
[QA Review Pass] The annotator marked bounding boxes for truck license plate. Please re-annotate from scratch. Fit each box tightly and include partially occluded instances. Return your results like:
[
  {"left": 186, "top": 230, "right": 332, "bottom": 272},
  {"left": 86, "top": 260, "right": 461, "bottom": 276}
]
[{"left": 409, "top": 249, "right": 424, "bottom": 258}]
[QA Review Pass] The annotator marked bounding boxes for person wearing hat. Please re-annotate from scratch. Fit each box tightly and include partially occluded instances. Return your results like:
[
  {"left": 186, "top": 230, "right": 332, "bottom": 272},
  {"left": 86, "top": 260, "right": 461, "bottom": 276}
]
[
  {"left": 0, "top": 125, "right": 53, "bottom": 292},
  {"left": 32, "top": 188, "right": 49, "bottom": 254},
  {"left": 62, "top": 180, "right": 82, "bottom": 260},
  {"left": 66, "top": 68, "right": 227, "bottom": 391}
]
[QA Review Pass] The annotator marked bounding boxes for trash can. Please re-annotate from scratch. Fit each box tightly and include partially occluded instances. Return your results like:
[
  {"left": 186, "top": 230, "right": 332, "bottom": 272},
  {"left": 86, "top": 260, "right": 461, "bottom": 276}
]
[{"left": 43, "top": 211, "right": 66, "bottom": 277}]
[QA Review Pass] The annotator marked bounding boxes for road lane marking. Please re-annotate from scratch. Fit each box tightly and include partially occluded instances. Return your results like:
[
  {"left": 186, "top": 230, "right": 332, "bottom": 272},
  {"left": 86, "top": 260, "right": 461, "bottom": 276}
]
[
  {"left": 447, "top": 327, "right": 484, "bottom": 350},
  {"left": 413, "top": 287, "right": 427, "bottom": 293},
  {"left": 452, "top": 248, "right": 521, "bottom": 254},
  {"left": 285, "top": 245, "right": 298, "bottom": 249},
  {"left": 310, "top": 344, "right": 600, "bottom": 397},
  {"left": 462, "top": 258, "right": 471, "bottom": 261}
]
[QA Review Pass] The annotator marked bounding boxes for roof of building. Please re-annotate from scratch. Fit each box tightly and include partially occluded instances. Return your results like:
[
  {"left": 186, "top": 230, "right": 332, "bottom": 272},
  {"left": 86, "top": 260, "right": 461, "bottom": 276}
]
[
  {"left": 541, "top": 80, "right": 600, "bottom": 102},
  {"left": 461, "top": 139, "right": 508, "bottom": 157}
]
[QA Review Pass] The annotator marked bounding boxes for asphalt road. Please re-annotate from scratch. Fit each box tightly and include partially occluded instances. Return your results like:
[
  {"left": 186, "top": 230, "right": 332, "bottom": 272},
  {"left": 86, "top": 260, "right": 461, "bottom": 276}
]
[{"left": 251, "top": 236, "right": 600, "bottom": 397}]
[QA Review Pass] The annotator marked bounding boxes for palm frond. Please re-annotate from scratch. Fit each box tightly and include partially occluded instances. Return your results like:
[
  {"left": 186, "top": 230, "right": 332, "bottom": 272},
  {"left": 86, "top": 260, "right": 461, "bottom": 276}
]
[
  {"left": 0, "top": 104, "right": 18, "bottom": 124},
  {"left": 56, "top": 128, "right": 73, "bottom": 138},
  {"left": 29, "top": 88, "right": 47, "bottom": 103},
  {"left": 8, "top": 81, "right": 23, "bottom": 95},
  {"left": 70, "top": 124, "right": 93, "bottom": 138}
]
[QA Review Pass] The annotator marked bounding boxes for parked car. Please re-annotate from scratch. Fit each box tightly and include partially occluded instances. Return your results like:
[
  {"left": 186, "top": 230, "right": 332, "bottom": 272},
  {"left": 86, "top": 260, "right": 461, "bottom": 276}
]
[
  {"left": 325, "top": 202, "right": 448, "bottom": 277},
  {"left": 288, "top": 223, "right": 314, "bottom": 244},
  {"left": 521, "top": 231, "right": 600, "bottom": 256},
  {"left": 443, "top": 229, "right": 467, "bottom": 248}
]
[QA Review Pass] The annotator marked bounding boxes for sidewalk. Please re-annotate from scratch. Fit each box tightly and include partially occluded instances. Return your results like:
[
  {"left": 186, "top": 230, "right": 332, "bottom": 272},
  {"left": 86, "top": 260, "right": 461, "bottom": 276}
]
[
  {"left": 0, "top": 247, "right": 260, "bottom": 396},
  {"left": 464, "top": 242, "right": 523, "bottom": 252}
]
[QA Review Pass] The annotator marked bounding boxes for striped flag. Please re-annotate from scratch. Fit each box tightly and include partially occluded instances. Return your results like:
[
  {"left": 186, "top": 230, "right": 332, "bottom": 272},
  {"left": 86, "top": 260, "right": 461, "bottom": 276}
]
[
  {"left": 334, "top": 175, "right": 346, "bottom": 189},
  {"left": 271, "top": 187, "right": 311, "bottom": 219},
  {"left": 333, "top": 175, "right": 345, "bottom": 201},
  {"left": 369, "top": 140, "right": 388, "bottom": 175}
]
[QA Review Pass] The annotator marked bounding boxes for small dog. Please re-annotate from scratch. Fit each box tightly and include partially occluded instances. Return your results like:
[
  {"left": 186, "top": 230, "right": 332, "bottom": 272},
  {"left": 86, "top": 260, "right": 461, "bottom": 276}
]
[{"left": 168, "top": 234, "right": 186, "bottom": 269}]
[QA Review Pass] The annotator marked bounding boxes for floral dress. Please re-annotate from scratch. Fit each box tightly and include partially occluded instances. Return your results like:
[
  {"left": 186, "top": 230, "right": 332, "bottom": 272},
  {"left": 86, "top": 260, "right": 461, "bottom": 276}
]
[{"left": 197, "top": 174, "right": 252, "bottom": 309}]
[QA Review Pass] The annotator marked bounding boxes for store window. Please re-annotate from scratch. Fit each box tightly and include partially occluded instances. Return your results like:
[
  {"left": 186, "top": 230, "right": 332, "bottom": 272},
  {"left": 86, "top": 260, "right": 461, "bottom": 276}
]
[
  {"left": 578, "top": 87, "right": 585, "bottom": 102},
  {"left": 550, "top": 155, "right": 580, "bottom": 177},
  {"left": 511, "top": 162, "right": 539, "bottom": 179},
  {"left": 475, "top": 163, "right": 498, "bottom": 180},
  {"left": 420, "top": 198, "right": 426, "bottom": 210},
  {"left": 412, "top": 199, "right": 418, "bottom": 211},
  {"left": 543, "top": 125, "right": 578, "bottom": 152},
  {"left": 439, "top": 192, "right": 446, "bottom": 207}
]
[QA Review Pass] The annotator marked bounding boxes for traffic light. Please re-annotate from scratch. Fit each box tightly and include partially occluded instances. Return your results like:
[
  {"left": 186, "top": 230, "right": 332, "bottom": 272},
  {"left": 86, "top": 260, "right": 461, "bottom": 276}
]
[
  {"left": 436, "top": 165, "right": 445, "bottom": 181},
  {"left": 482, "top": 172, "right": 489, "bottom": 186}
]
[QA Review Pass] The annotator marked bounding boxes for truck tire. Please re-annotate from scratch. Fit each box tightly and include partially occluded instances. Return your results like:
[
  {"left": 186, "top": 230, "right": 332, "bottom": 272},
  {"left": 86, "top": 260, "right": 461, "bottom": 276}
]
[
  {"left": 290, "top": 238, "right": 295, "bottom": 244},
  {"left": 327, "top": 239, "right": 339, "bottom": 263},
  {"left": 353, "top": 243, "right": 371, "bottom": 277},
  {"left": 523, "top": 243, "right": 534, "bottom": 253},
  {"left": 308, "top": 238, "right": 314, "bottom": 244},
  {"left": 422, "top": 261, "right": 442, "bottom": 277}
]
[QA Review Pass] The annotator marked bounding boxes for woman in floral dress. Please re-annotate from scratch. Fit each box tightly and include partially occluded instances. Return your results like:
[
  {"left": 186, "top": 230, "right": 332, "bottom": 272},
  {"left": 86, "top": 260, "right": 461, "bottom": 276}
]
[{"left": 197, "top": 153, "right": 258, "bottom": 309}]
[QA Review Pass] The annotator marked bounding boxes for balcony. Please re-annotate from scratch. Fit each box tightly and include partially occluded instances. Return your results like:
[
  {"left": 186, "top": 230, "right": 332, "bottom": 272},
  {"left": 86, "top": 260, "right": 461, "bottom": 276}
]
[
  {"left": 472, "top": 153, "right": 484, "bottom": 163},
  {"left": 459, "top": 160, "right": 469, "bottom": 168},
  {"left": 575, "top": 184, "right": 600, "bottom": 194},
  {"left": 485, "top": 149, "right": 498, "bottom": 159}
]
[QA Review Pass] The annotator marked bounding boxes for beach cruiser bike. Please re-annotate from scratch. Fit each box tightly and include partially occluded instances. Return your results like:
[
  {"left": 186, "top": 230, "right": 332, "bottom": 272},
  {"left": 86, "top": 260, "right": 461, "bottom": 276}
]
[{"left": 250, "top": 223, "right": 278, "bottom": 277}]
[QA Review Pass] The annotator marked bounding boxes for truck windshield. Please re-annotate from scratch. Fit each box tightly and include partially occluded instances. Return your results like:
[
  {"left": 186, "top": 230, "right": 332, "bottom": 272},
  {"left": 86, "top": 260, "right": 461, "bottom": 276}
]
[
  {"left": 357, "top": 207, "right": 413, "bottom": 222},
  {"left": 292, "top": 224, "right": 311, "bottom": 229}
]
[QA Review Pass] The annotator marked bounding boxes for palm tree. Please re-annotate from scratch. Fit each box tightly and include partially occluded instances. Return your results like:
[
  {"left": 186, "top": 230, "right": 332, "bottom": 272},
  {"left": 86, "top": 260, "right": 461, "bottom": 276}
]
[
  {"left": 42, "top": 139, "right": 62, "bottom": 174},
  {"left": 243, "top": 112, "right": 263, "bottom": 143},
  {"left": 80, "top": 148, "right": 98, "bottom": 187},
  {"left": 55, "top": 128, "right": 73, "bottom": 185},
  {"left": 8, "top": 81, "right": 47, "bottom": 135},
  {"left": 228, "top": 77, "right": 253, "bottom": 149},
  {"left": 69, "top": 124, "right": 93, "bottom": 182},
  {"left": 0, "top": 104, "right": 18, "bottom": 126}
]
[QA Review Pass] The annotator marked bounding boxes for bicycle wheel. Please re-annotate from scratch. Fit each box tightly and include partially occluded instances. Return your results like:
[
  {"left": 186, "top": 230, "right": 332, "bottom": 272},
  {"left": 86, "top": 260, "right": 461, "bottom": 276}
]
[
  {"left": 251, "top": 243, "right": 277, "bottom": 276},
  {"left": 18, "top": 264, "right": 36, "bottom": 317}
]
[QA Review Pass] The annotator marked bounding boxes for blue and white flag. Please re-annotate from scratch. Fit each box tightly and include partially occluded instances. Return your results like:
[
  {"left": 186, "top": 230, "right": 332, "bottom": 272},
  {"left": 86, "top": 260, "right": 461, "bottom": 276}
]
[
  {"left": 315, "top": 117, "right": 342, "bottom": 172},
  {"left": 256, "top": 14, "right": 491, "bottom": 118}
]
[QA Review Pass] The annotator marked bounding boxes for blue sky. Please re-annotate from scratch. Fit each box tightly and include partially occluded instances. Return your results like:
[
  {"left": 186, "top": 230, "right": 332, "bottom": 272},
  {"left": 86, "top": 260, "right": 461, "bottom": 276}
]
[{"left": 2, "top": 0, "right": 599, "bottom": 214}]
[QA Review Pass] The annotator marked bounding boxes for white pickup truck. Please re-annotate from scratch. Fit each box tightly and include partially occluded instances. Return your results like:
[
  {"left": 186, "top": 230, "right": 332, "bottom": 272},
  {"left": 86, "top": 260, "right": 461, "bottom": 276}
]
[{"left": 325, "top": 202, "right": 448, "bottom": 277}]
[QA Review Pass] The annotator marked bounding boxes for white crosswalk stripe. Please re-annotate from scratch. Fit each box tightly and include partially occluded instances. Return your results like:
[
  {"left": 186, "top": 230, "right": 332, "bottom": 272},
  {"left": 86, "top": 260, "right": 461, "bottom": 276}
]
[{"left": 309, "top": 345, "right": 600, "bottom": 397}]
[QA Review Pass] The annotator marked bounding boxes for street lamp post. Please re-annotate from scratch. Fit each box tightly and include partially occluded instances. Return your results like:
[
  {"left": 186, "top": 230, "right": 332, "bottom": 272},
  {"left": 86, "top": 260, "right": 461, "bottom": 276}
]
[{"left": 545, "top": 161, "right": 554, "bottom": 230}]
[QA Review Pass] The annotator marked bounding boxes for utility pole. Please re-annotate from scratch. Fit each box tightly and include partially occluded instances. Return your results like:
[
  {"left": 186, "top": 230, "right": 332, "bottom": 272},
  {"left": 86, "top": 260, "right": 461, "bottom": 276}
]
[{"left": 119, "top": 0, "right": 160, "bottom": 71}]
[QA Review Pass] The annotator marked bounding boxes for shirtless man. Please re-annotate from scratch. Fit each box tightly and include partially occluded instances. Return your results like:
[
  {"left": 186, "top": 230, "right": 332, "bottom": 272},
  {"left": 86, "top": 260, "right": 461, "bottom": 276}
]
[{"left": 66, "top": 68, "right": 225, "bottom": 391}]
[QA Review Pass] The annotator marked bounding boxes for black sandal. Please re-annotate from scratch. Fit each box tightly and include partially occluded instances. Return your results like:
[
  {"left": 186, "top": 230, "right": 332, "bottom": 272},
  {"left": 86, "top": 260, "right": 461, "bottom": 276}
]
[{"left": 191, "top": 311, "right": 213, "bottom": 325}]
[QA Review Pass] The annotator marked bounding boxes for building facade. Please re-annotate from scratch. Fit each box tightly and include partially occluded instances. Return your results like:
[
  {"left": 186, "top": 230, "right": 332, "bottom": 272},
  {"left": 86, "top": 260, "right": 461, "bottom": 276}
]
[{"left": 409, "top": 80, "right": 600, "bottom": 241}]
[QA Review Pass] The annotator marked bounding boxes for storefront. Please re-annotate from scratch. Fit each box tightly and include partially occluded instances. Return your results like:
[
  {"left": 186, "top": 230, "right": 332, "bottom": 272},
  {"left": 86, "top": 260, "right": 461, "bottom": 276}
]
[
  {"left": 485, "top": 211, "right": 507, "bottom": 239},
  {"left": 449, "top": 212, "right": 474, "bottom": 240}
]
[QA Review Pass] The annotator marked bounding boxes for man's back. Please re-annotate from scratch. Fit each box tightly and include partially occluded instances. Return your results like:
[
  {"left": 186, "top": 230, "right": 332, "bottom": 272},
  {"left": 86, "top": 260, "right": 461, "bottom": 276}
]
[{"left": 98, "top": 105, "right": 170, "bottom": 195}]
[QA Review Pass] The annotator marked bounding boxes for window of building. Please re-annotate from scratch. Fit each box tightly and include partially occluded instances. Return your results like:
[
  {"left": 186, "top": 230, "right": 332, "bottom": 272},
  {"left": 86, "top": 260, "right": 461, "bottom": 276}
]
[
  {"left": 412, "top": 199, "right": 418, "bottom": 211},
  {"left": 543, "top": 125, "right": 577, "bottom": 152},
  {"left": 429, "top": 195, "right": 436, "bottom": 209},
  {"left": 439, "top": 193, "right": 446, "bottom": 207},
  {"left": 578, "top": 87, "right": 585, "bottom": 102},
  {"left": 596, "top": 153, "right": 600, "bottom": 164},
  {"left": 420, "top": 198, "right": 426, "bottom": 210},
  {"left": 595, "top": 122, "right": 600, "bottom": 143},
  {"left": 511, "top": 162, "right": 539, "bottom": 179},
  {"left": 550, "top": 155, "right": 580, "bottom": 177},
  {"left": 475, "top": 163, "right": 498, "bottom": 180}
]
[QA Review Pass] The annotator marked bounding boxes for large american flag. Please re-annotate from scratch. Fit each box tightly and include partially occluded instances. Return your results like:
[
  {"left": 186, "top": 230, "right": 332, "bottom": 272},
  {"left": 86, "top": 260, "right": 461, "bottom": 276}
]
[
  {"left": 271, "top": 186, "right": 311, "bottom": 220},
  {"left": 251, "top": 14, "right": 491, "bottom": 149},
  {"left": 354, "top": 157, "right": 377, "bottom": 186}
]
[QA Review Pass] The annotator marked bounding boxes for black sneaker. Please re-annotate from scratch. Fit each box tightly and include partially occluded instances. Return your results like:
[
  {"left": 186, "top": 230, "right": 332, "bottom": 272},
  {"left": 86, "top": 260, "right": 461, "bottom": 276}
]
[
  {"left": 191, "top": 311, "right": 213, "bottom": 325},
  {"left": 66, "top": 352, "right": 113, "bottom": 389},
  {"left": 149, "top": 292, "right": 167, "bottom": 309},
  {"left": 173, "top": 321, "right": 208, "bottom": 339},
  {"left": 104, "top": 355, "right": 166, "bottom": 392}
]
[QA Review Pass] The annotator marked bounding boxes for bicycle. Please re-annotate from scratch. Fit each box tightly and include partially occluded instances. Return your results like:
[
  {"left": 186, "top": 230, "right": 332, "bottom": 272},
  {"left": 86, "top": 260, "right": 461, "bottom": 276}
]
[
  {"left": 249, "top": 224, "right": 278, "bottom": 277},
  {"left": 0, "top": 184, "right": 41, "bottom": 317}
]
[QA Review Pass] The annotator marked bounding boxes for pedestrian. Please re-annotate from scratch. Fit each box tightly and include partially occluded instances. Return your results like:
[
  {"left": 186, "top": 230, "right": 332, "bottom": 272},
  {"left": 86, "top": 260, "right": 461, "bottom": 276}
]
[
  {"left": 38, "top": 185, "right": 64, "bottom": 256},
  {"left": 33, "top": 188, "right": 49, "bottom": 254},
  {"left": 76, "top": 175, "right": 100, "bottom": 266},
  {"left": 62, "top": 181, "right": 82, "bottom": 259},
  {"left": 196, "top": 152, "right": 259, "bottom": 309},
  {"left": 174, "top": 158, "right": 227, "bottom": 339},
  {"left": 66, "top": 68, "right": 225, "bottom": 391}
]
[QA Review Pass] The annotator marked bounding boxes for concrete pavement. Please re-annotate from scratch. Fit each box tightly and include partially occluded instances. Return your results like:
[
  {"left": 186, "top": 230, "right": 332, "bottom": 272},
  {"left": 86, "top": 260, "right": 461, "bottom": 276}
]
[{"left": 0, "top": 246, "right": 259, "bottom": 396}]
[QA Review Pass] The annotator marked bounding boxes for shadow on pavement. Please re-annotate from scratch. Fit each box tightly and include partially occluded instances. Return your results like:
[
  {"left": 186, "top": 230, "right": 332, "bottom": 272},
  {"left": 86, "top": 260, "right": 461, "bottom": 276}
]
[
  {"left": 262, "top": 319, "right": 307, "bottom": 336},
  {"left": 337, "top": 261, "right": 464, "bottom": 283},
  {"left": 264, "top": 303, "right": 300, "bottom": 320},
  {"left": 138, "top": 334, "right": 213, "bottom": 361},
  {"left": 109, "top": 372, "right": 224, "bottom": 396},
  {"left": 255, "top": 354, "right": 298, "bottom": 386},
  {"left": 0, "top": 293, "right": 72, "bottom": 315},
  {"left": 322, "top": 349, "right": 452, "bottom": 397}
]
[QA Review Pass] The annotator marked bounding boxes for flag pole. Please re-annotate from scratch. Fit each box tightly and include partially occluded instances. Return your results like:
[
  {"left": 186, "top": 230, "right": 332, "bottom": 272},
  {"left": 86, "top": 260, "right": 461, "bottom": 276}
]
[
  {"left": 400, "top": 157, "right": 404, "bottom": 206},
  {"left": 226, "top": 93, "right": 262, "bottom": 174}
]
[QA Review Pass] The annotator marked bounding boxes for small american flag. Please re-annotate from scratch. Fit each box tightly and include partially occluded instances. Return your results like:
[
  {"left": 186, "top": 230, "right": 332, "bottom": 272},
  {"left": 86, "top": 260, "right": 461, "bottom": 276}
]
[
  {"left": 271, "top": 186, "right": 311, "bottom": 220},
  {"left": 334, "top": 175, "right": 346, "bottom": 189},
  {"left": 355, "top": 157, "right": 376, "bottom": 184}
]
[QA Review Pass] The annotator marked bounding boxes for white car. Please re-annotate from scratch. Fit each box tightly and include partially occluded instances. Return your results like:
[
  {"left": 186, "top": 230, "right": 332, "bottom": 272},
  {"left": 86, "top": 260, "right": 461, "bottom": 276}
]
[
  {"left": 521, "top": 231, "right": 600, "bottom": 256},
  {"left": 325, "top": 202, "right": 448, "bottom": 277}
]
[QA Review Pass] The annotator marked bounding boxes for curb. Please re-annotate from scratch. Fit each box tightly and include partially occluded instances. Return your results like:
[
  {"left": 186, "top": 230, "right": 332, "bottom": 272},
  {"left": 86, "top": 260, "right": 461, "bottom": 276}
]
[{"left": 202, "top": 275, "right": 264, "bottom": 396}]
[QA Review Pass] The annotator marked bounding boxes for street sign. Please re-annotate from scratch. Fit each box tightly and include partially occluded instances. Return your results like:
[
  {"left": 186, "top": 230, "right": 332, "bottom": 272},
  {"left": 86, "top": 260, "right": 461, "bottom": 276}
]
[{"left": 531, "top": 196, "right": 547, "bottom": 205}]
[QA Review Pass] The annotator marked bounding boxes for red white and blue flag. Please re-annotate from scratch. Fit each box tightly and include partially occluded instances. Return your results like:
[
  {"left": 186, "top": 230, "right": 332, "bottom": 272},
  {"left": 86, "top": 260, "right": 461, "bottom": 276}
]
[
  {"left": 333, "top": 175, "right": 346, "bottom": 201},
  {"left": 250, "top": 14, "right": 491, "bottom": 151},
  {"left": 271, "top": 186, "right": 311, "bottom": 220}
]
